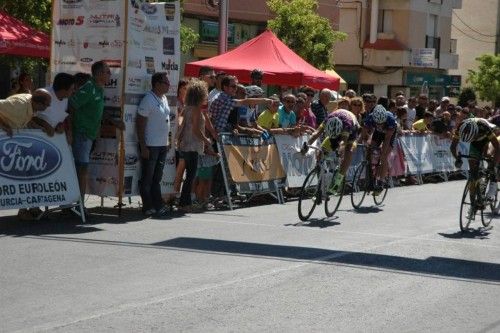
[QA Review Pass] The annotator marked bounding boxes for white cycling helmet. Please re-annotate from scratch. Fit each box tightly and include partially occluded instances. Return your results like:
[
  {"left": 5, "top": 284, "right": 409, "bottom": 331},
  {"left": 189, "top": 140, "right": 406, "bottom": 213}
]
[
  {"left": 245, "top": 85, "right": 264, "bottom": 97},
  {"left": 371, "top": 104, "right": 388, "bottom": 124},
  {"left": 325, "top": 116, "right": 343, "bottom": 138},
  {"left": 459, "top": 118, "right": 479, "bottom": 143}
]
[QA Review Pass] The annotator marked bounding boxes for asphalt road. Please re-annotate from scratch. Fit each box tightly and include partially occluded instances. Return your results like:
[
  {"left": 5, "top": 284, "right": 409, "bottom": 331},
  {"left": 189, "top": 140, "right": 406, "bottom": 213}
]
[{"left": 1, "top": 180, "right": 499, "bottom": 332}]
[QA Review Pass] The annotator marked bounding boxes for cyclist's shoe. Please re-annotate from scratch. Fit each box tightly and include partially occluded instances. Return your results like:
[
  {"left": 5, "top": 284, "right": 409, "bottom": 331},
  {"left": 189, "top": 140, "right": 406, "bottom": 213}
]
[
  {"left": 487, "top": 182, "right": 498, "bottom": 201},
  {"left": 328, "top": 173, "right": 344, "bottom": 195},
  {"left": 467, "top": 208, "right": 476, "bottom": 221},
  {"left": 373, "top": 180, "right": 385, "bottom": 196}
]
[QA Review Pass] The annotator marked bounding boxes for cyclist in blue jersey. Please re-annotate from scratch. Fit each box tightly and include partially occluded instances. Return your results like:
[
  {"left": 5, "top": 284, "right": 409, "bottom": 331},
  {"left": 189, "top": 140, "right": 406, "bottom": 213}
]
[{"left": 360, "top": 104, "right": 397, "bottom": 194}]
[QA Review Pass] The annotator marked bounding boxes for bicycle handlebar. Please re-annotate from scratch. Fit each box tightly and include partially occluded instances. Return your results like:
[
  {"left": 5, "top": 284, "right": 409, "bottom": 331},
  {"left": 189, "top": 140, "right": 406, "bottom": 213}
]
[{"left": 457, "top": 153, "right": 493, "bottom": 162}]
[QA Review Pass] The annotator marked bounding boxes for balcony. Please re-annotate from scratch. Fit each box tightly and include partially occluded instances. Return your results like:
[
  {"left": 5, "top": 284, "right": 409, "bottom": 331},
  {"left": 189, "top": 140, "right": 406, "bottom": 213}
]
[{"left": 425, "top": 35, "right": 440, "bottom": 67}]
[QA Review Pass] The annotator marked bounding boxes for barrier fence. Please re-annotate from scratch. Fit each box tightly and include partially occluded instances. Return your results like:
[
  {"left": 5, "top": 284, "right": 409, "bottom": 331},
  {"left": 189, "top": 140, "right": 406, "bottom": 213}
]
[{"left": 0, "top": 131, "right": 470, "bottom": 214}]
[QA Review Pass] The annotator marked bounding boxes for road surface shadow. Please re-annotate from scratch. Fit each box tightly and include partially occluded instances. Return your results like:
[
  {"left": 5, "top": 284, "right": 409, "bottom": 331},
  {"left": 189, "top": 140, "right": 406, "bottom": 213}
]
[
  {"left": 439, "top": 227, "right": 493, "bottom": 240},
  {"left": 154, "top": 237, "right": 500, "bottom": 284},
  {"left": 0, "top": 206, "right": 153, "bottom": 236},
  {"left": 286, "top": 217, "right": 341, "bottom": 229}
]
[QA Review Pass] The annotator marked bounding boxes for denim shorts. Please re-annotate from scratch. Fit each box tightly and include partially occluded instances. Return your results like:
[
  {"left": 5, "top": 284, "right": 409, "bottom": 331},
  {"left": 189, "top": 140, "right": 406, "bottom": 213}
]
[{"left": 72, "top": 131, "right": 93, "bottom": 166}]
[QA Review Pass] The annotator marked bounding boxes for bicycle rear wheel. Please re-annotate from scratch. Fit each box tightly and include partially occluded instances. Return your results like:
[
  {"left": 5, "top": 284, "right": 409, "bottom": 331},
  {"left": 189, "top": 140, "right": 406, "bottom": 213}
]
[
  {"left": 298, "top": 168, "right": 321, "bottom": 221},
  {"left": 373, "top": 176, "right": 389, "bottom": 205},
  {"left": 351, "top": 162, "right": 368, "bottom": 209},
  {"left": 325, "top": 170, "right": 345, "bottom": 217},
  {"left": 459, "top": 180, "right": 476, "bottom": 232}
]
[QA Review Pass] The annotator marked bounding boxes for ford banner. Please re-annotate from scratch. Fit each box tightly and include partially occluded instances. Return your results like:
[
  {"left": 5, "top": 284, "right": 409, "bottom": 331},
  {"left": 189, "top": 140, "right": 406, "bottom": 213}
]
[{"left": 0, "top": 130, "right": 80, "bottom": 210}]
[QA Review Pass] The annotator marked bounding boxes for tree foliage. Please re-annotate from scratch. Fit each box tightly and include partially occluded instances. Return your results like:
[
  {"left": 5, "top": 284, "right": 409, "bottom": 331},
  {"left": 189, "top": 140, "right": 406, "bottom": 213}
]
[
  {"left": 467, "top": 54, "right": 500, "bottom": 106},
  {"left": 267, "top": 0, "right": 346, "bottom": 70},
  {"left": 0, "top": 1, "right": 52, "bottom": 73}
]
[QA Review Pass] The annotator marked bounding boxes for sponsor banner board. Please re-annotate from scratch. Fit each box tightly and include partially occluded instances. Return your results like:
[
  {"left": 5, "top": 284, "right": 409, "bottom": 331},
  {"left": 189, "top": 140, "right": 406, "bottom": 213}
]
[{"left": 0, "top": 130, "right": 80, "bottom": 210}]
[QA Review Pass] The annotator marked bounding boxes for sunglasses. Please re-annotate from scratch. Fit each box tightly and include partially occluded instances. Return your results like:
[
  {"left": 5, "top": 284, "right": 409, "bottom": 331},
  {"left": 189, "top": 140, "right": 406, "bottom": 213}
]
[
  {"left": 228, "top": 84, "right": 237, "bottom": 88},
  {"left": 352, "top": 103, "right": 362, "bottom": 106},
  {"left": 306, "top": 93, "right": 314, "bottom": 97},
  {"left": 284, "top": 100, "right": 296, "bottom": 104}
]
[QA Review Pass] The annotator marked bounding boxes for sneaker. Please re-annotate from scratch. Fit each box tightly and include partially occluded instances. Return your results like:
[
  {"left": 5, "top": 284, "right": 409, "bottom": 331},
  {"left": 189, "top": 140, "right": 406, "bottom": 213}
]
[
  {"left": 153, "top": 206, "right": 170, "bottom": 217},
  {"left": 144, "top": 208, "right": 157, "bottom": 216},
  {"left": 372, "top": 180, "right": 384, "bottom": 196},
  {"left": 487, "top": 182, "right": 497, "bottom": 201},
  {"left": 467, "top": 208, "right": 476, "bottom": 221}
]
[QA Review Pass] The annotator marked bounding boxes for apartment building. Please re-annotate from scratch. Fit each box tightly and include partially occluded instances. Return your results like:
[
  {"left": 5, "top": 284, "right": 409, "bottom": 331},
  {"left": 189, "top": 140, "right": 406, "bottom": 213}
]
[
  {"left": 334, "top": 0, "right": 461, "bottom": 99},
  {"left": 449, "top": 0, "right": 499, "bottom": 90},
  {"left": 182, "top": 0, "right": 461, "bottom": 100}
]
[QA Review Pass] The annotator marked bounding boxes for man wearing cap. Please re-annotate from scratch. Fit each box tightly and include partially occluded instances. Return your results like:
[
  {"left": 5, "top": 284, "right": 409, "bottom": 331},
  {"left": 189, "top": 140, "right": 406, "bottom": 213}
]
[{"left": 435, "top": 96, "right": 450, "bottom": 118}]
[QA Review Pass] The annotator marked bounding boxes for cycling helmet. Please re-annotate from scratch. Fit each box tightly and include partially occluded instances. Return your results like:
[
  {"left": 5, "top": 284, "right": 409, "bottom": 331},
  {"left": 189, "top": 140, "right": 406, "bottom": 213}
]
[
  {"left": 371, "top": 104, "right": 388, "bottom": 124},
  {"left": 325, "top": 116, "right": 343, "bottom": 138},
  {"left": 245, "top": 85, "right": 264, "bottom": 97},
  {"left": 250, "top": 68, "right": 263, "bottom": 79},
  {"left": 458, "top": 118, "right": 479, "bottom": 143}
]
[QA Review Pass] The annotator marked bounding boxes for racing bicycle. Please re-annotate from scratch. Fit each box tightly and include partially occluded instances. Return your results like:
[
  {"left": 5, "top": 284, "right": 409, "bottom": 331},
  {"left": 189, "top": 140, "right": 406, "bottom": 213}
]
[
  {"left": 297, "top": 145, "right": 345, "bottom": 221},
  {"left": 350, "top": 145, "right": 389, "bottom": 209},
  {"left": 458, "top": 154, "right": 498, "bottom": 232}
]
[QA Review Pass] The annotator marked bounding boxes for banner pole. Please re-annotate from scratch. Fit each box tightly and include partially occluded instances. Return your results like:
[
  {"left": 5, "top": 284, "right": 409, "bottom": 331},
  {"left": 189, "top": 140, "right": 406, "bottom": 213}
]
[
  {"left": 116, "top": 0, "right": 129, "bottom": 216},
  {"left": 217, "top": 136, "right": 233, "bottom": 210}
]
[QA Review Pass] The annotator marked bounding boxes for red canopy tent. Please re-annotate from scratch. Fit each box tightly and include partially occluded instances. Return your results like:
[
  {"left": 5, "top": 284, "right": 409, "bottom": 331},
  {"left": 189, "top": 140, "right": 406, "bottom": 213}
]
[
  {"left": 184, "top": 30, "right": 340, "bottom": 90},
  {"left": 0, "top": 11, "right": 50, "bottom": 58}
]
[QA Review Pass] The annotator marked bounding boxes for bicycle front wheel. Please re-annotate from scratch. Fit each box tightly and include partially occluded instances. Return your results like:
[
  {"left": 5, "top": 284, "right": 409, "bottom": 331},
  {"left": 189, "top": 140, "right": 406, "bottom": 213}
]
[
  {"left": 459, "top": 180, "right": 476, "bottom": 232},
  {"left": 373, "top": 176, "right": 389, "bottom": 205},
  {"left": 351, "top": 162, "right": 368, "bottom": 209},
  {"left": 298, "top": 168, "right": 321, "bottom": 221},
  {"left": 481, "top": 178, "right": 495, "bottom": 227},
  {"left": 325, "top": 170, "right": 345, "bottom": 217}
]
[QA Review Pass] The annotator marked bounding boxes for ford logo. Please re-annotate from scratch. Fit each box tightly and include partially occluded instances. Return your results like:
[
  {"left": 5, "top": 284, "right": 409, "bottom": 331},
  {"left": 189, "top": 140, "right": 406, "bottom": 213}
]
[
  {"left": 80, "top": 57, "right": 93, "bottom": 63},
  {"left": 0, "top": 136, "right": 62, "bottom": 180}
]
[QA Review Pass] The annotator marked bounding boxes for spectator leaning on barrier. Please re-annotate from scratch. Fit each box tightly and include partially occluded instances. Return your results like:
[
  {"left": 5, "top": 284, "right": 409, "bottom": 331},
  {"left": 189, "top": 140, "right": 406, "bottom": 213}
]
[
  {"left": 430, "top": 111, "right": 453, "bottom": 138},
  {"left": 0, "top": 89, "right": 52, "bottom": 137},
  {"left": 257, "top": 95, "right": 281, "bottom": 131},
  {"left": 136, "top": 72, "right": 171, "bottom": 217},
  {"left": 406, "top": 97, "right": 417, "bottom": 128},
  {"left": 0, "top": 89, "right": 53, "bottom": 221},
  {"left": 278, "top": 93, "right": 300, "bottom": 136},
  {"left": 31, "top": 73, "right": 75, "bottom": 141},
  {"left": 68, "top": 60, "right": 125, "bottom": 208},
  {"left": 295, "top": 92, "right": 316, "bottom": 131},
  {"left": 208, "top": 75, "right": 272, "bottom": 134},
  {"left": 412, "top": 111, "right": 434, "bottom": 134},
  {"left": 311, "top": 88, "right": 330, "bottom": 127}
]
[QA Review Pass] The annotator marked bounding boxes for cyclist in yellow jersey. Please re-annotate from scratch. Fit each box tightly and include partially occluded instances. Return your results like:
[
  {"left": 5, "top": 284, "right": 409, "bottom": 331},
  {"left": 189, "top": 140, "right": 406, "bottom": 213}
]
[{"left": 302, "top": 109, "right": 360, "bottom": 194}]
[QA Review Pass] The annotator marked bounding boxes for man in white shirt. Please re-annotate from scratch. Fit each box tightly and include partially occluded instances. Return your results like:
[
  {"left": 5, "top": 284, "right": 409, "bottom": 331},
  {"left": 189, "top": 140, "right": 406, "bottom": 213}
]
[
  {"left": 136, "top": 72, "right": 171, "bottom": 217},
  {"left": 32, "top": 72, "right": 75, "bottom": 137}
]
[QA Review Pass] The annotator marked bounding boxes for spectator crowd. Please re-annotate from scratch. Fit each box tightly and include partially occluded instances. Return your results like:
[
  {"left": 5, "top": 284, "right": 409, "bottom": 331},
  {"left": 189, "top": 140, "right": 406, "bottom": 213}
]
[{"left": 2, "top": 62, "right": 498, "bottom": 220}]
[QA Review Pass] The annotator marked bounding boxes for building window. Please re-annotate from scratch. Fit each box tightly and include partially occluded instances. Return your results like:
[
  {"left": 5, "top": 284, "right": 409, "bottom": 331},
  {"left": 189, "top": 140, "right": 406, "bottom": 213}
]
[
  {"left": 377, "top": 10, "right": 393, "bottom": 33},
  {"left": 450, "top": 39, "right": 457, "bottom": 53},
  {"left": 427, "top": 0, "right": 443, "bottom": 4}
]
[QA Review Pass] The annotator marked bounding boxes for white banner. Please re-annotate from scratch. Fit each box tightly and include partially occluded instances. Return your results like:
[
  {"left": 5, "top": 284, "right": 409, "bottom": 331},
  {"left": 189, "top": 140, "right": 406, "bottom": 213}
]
[
  {"left": 124, "top": 1, "right": 180, "bottom": 195},
  {"left": 0, "top": 130, "right": 80, "bottom": 210},
  {"left": 52, "top": 0, "right": 180, "bottom": 197},
  {"left": 399, "top": 134, "right": 469, "bottom": 174},
  {"left": 274, "top": 134, "right": 316, "bottom": 188}
]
